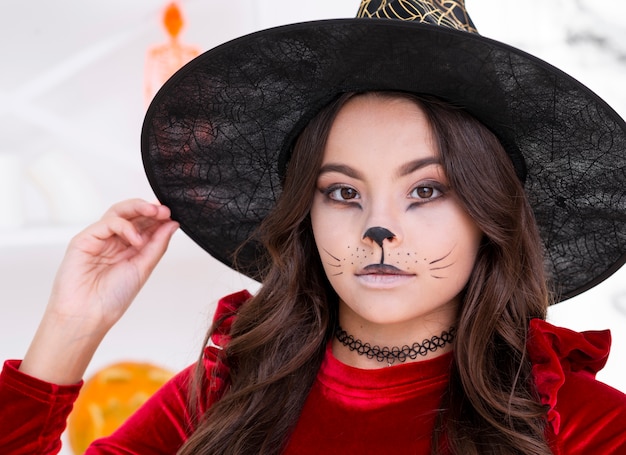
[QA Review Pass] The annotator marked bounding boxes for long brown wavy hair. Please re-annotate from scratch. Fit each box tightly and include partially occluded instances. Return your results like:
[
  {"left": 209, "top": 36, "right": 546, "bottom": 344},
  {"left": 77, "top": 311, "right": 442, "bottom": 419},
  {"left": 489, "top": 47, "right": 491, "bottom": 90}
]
[{"left": 178, "top": 91, "right": 553, "bottom": 454}]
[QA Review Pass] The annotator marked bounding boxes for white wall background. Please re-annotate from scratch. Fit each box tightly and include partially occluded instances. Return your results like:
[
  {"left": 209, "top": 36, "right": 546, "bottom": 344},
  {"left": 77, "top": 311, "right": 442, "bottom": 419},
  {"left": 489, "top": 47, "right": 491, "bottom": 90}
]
[{"left": 1, "top": 1, "right": 625, "bottom": 453}]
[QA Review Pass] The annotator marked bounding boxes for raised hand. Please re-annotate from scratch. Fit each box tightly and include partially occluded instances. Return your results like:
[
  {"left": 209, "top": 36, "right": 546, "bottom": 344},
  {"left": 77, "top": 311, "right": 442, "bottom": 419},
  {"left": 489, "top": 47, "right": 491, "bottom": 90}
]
[{"left": 19, "top": 199, "right": 179, "bottom": 385}]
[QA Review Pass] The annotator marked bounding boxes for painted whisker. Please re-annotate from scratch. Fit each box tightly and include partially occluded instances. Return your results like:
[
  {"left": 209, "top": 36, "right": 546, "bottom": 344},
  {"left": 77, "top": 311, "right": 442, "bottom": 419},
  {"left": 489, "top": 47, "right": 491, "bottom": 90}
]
[
  {"left": 323, "top": 248, "right": 342, "bottom": 262},
  {"left": 323, "top": 248, "right": 343, "bottom": 275}
]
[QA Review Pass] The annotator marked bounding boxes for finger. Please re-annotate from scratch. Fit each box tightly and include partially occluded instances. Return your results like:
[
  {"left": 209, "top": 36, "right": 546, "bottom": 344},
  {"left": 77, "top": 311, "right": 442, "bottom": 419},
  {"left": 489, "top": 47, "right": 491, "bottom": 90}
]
[
  {"left": 75, "top": 216, "right": 145, "bottom": 252},
  {"left": 132, "top": 208, "right": 175, "bottom": 234},
  {"left": 97, "top": 202, "right": 173, "bottom": 247},
  {"left": 103, "top": 199, "right": 171, "bottom": 223},
  {"left": 130, "top": 220, "right": 179, "bottom": 276},
  {"left": 93, "top": 212, "right": 177, "bottom": 253}
]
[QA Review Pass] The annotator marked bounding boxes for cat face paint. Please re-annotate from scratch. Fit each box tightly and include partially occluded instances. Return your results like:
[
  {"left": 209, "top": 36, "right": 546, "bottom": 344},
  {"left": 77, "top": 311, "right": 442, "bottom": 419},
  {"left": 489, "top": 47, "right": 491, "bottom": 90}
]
[{"left": 310, "top": 94, "right": 483, "bottom": 336}]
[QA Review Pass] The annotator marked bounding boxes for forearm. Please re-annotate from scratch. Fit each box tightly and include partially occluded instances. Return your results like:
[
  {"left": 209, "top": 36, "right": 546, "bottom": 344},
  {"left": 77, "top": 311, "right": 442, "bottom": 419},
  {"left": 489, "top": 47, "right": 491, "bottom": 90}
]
[
  {"left": 19, "top": 309, "right": 109, "bottom": 385},
  {"left": 19, "top": 200, "right": 177, "bottom": 385},
  {"left": 0, "top": 200, "right": 177, "bottom": 454}
]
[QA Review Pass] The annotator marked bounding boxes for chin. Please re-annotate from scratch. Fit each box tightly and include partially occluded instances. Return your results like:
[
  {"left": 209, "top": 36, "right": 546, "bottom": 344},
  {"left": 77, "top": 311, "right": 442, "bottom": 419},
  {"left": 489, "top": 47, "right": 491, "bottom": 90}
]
[{"left": 340, "top": 290, "right": 459, "bottom": 328}]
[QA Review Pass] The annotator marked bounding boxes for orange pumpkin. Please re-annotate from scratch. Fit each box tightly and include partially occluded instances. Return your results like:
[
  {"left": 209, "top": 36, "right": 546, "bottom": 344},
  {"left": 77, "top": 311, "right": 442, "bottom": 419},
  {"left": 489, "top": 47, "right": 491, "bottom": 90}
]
[{"left": 67, "top": 361, "right": 174, "bottom": 454}]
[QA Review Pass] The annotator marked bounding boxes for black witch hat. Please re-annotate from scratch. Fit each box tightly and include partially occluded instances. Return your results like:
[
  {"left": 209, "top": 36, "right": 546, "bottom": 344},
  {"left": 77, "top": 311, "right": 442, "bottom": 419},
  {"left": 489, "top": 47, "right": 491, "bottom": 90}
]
[{"left": 142, "top": 0, "right": 626, "bottom": 302}]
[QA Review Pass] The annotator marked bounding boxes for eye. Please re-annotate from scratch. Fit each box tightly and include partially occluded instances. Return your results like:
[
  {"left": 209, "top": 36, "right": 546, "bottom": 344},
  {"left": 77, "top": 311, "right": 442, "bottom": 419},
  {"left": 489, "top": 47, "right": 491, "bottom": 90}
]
[
  {"left": 325, "top": 185, "right": 360, "bottom": 202},
  {"left": 409, "top": 184, "right": 443, "bottom": 201}
]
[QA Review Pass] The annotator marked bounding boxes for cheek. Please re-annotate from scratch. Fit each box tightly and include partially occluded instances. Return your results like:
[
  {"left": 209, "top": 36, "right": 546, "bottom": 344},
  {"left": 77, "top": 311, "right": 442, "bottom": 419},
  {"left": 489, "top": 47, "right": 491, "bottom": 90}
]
[
  {"left": 407, "top": 209, "right": 482, "bottom": 272},
  {"left": 312, "top": 219, "right": 353, "bottom": 262},
  {"left": 311, "top": 203, "right": 365, "bottom": 276},
  {"left": 310, "top": 198, "right": 356, "bottom": 251},
  {"left": 311, "top": 201, "right": 339, "bottom": 263},
  {"left": 446, "top": 213, "right": 483, "bottom": 278},
  {"left": 310, "top": 200, "right": 330, "bottom": 248}
]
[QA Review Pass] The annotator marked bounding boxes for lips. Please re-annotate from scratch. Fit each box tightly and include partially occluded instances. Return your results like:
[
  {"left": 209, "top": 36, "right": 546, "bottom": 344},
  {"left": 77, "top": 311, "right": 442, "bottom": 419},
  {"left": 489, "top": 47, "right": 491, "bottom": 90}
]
[{"left": 357, "top": 264, "right": 413, "bottom": 276}]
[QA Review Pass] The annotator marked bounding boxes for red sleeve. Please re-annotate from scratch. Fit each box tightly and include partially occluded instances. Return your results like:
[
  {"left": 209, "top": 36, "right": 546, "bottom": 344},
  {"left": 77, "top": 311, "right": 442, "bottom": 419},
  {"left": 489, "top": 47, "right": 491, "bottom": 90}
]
[
  {"left": 0, "top": 290, "right": 249, "bottom": 454},
  {"left": 528, "top": 319, "right": 626, "bottom": 454},
  {"left": 0, "top": 359, "right": 82, "bottom": 455},
  {"left": 0, "top": 353, "right": 220, "bottom": 455}
]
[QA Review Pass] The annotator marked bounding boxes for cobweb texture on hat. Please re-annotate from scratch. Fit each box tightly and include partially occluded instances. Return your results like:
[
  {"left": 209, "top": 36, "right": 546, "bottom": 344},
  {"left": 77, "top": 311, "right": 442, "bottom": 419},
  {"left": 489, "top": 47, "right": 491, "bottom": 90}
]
[{"left": 142, "top": 19, "right": 626, "bottom": 303}]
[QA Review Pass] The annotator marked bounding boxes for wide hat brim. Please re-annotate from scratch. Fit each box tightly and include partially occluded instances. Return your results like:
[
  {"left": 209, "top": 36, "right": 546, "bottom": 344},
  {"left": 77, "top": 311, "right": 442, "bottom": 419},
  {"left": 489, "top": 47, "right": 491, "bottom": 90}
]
[{"left": 142, "top": 18, "right": 626, "bottom": 303}]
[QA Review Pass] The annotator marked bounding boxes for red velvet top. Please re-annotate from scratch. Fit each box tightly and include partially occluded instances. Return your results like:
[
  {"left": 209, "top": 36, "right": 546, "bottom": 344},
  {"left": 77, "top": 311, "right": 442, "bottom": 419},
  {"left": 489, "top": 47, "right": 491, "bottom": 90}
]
[{"left": 1, "top": 290, "right": 626, "bottom": 454}]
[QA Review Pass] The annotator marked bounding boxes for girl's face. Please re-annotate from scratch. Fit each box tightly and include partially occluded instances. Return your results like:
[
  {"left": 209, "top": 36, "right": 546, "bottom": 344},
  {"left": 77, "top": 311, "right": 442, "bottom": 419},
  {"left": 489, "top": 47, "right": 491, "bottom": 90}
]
[{"left": 310, "top": 95, "right": 483, "bottom": 341}]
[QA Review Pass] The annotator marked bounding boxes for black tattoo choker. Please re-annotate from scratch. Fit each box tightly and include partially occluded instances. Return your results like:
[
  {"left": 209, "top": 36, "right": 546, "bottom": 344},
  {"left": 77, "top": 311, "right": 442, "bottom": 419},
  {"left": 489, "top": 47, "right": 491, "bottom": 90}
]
[{"left": 335, "top": 325, "right": 456, "bottom": 366}]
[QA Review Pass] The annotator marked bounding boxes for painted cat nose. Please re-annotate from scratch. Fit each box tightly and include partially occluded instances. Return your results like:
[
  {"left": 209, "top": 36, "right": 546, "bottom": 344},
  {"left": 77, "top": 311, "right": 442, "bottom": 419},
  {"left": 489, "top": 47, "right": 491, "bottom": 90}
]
[{"left": 363, "top": 226, "right": 396, "bottom": 247}]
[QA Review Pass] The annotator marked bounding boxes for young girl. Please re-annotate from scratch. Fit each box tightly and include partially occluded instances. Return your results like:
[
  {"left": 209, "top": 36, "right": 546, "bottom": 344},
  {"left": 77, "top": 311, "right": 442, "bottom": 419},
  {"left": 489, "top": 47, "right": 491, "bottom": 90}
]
[{"left": 2, "top": 1, "right": 626, "bottom": 454}]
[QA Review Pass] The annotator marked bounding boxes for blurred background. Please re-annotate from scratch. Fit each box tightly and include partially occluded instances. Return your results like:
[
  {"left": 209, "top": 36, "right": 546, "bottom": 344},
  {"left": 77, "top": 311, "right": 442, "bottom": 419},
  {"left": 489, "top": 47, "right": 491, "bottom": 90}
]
[{"left": 1, "top": 1, "right": 625, "bottom": 452}]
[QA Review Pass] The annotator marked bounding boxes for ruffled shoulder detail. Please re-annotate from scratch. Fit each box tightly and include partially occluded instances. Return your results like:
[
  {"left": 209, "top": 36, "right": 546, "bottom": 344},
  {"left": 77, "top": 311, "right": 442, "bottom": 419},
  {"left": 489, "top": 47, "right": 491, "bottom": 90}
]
[
  {"left": 527, "top": 318, "right": 611, "bottom": 435},
  {"left": 196, "top": 290, "right": 252, "bottom": 411},
  {"left": 209, "top": 289, "right": 252, "bottom": 347}
]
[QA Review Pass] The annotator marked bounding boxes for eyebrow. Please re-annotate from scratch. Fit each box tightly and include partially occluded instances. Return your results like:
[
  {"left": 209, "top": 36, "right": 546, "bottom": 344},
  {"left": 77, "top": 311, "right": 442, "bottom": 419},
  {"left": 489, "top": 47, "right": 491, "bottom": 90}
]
[
  {"left": 397, "top": 157, "right": 442, "bottom": 177},
  {"left": 318, "top": 157, "right": 441, "bottom": 180},
  {"left": 317, "top": 163, "right": 364, "bottom": 180}
]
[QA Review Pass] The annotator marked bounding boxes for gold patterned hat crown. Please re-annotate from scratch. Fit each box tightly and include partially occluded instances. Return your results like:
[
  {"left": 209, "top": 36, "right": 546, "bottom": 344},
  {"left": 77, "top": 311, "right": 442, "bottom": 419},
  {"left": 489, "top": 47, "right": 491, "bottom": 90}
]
[{"left": 357, "top": 0, "right": 477, "bottom": 33}]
